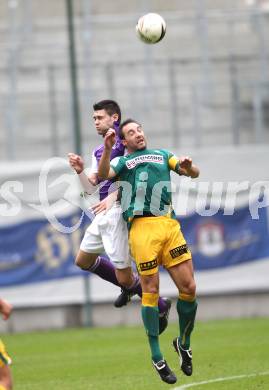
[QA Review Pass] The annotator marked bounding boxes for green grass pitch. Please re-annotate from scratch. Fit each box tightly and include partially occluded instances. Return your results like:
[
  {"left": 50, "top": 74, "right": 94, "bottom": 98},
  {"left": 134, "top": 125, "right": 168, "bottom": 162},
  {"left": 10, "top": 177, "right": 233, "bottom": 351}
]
[{"left": 4, "top": 317, "right": 269, "bottom": 390}]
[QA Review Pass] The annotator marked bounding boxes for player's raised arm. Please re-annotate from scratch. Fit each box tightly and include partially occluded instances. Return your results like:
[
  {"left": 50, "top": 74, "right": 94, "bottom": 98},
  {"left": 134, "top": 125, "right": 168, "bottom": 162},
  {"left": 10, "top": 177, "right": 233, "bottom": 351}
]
[
  {"left": 178, "top": 156, "right": 200, "bottom": 178},
  {"left": 68, "top": 152, "right": 98, "bottom": 194},
  {"left": 98, "top": 129, "right": 118, "bottom": 180}
]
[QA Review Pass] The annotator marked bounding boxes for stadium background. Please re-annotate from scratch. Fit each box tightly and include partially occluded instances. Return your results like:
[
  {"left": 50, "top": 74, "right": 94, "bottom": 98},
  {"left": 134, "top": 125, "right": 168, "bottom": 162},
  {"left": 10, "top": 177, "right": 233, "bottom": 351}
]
[{"left": 0, "top": 0, "right": 269, "bottom": 334}]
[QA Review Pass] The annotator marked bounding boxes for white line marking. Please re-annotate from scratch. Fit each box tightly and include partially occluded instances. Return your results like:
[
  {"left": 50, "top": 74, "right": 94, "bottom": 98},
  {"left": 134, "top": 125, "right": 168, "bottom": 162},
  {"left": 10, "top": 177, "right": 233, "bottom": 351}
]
[{"left": 172, "top": 371, "right": 269, "bottom": 389}]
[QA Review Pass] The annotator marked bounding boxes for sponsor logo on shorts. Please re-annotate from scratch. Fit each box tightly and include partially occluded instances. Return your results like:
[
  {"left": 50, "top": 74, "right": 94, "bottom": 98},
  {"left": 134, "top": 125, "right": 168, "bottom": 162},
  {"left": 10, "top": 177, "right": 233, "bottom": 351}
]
[
  {"left": 126, "top": 154, "right": 164, "bottom": 169},
  {"left": 139, "top": 258, "right": 158, "bottom": 272},
  {"left": 170, "top": 244, "right": 188, "bottom": 259}
]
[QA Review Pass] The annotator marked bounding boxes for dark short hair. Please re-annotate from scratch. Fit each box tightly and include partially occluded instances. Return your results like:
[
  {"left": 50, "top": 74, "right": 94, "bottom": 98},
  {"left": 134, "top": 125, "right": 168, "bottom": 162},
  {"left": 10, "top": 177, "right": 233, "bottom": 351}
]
[
  {"left": 93, "top": 99, "right": 121, "bottom": 123},
  {"left": 119, "top": 118, "right": 141, "bottom": 139}
]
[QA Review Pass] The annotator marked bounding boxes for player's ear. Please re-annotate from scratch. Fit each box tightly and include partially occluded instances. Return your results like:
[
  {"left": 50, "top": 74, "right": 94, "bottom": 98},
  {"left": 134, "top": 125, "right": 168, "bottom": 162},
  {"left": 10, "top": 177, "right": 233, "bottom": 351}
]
[
  {"left": 112, "top": 113, "right": 119, "bottom": 123},
  {"left": 122, "top": 138, "right": 127, "bottom": 147}
]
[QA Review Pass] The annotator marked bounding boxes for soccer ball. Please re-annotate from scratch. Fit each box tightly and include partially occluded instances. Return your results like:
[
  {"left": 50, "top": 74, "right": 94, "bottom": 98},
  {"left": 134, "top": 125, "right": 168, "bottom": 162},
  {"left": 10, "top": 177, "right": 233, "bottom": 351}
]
[{"left": 136, "top": 13, "right": 166, "bottom": 44}]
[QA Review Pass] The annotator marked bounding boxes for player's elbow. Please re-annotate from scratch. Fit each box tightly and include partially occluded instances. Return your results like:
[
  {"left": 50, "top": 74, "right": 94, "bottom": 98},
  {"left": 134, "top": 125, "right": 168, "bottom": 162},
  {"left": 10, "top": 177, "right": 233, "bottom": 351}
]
[
  {"left": 89, "top": 177, "right": 98, "bottom": 186},
  {"left": 98, "top": 170, "right": 109, "bottom": 180}
]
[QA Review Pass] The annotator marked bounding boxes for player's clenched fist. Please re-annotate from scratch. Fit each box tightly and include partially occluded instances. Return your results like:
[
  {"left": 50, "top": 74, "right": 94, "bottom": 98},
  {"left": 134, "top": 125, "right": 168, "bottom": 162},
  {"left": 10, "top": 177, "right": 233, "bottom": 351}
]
[
  {"left": 179, "top": 156, "right": 192, "bottom": 169},
  {"left": 104, "top": 128, "right": 116, "bottom": 150},
  {"left": 179, "top": 156, "right": 193, "bottom": 176},
  {"left": 68, "top": 152, "right": 84, "bottom": 174}
]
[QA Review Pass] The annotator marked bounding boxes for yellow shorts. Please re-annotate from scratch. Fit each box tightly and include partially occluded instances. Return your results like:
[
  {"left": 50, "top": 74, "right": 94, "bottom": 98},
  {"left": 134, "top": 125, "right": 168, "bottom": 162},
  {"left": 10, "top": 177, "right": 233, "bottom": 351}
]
[
  {"left": 0, "top": 339, "right": 12, "bottom": 368},
  {"left": 129, "top": 216, "right": 192, "bottom": 275}
]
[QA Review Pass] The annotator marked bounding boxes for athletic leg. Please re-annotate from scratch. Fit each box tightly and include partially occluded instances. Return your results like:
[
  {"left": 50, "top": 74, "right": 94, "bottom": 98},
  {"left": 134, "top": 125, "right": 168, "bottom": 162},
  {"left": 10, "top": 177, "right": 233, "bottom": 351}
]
[
  {"left": 140, "top": 273, "right": 162, "bottom": 362},
  {"left": 139, "top": 273, "right": 176, "bottom": 384},
  {"left": 0, "top": 365, "right": 12, "bottom": 390},
  {"left": 114, "top": 266, "right": 171, "bottom": 331},
  {"left": 167, "top": 259, "right": 197, "bottom": 375},
  {"left": 0, "top": 339, "right": 12, "bottom": 390},
  {"left": 117, "top": 269, "right": 169, "bottom": 316},
  {"left": 75, "top": 250, "right": 122, "bottom": 287},
  {"left": 103, "top": 209, "right": 171, "bottom": 317},
  {"left": 78, "top": 215, "right": 124, "bottom": 287}
]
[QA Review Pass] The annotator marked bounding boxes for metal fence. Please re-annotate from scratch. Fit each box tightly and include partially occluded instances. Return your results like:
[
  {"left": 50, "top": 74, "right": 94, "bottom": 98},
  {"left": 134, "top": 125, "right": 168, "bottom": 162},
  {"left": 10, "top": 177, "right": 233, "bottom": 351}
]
[{"left": 1, "top": 0, "right": 269, "bottom": 160}]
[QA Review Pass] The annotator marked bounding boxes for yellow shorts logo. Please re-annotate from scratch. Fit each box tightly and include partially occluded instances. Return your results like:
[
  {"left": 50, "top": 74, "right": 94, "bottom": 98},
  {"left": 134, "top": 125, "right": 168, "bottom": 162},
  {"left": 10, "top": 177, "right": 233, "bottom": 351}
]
[
  {"left": 170, "top": 244, "right": 188, "bottom": 259},
  {"left": 139, "top": 258, "right": 158, "bottom": 272}
]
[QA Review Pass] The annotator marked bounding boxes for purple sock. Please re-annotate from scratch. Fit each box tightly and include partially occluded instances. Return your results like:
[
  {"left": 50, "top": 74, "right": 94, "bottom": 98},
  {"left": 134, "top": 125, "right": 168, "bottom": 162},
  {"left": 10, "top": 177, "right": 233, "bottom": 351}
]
[
  {"left": 158, "top": 297, "right": 168, "bottom": 314},
  {"left": 88, "top": 256, "right": 121, "bottom": 287}
]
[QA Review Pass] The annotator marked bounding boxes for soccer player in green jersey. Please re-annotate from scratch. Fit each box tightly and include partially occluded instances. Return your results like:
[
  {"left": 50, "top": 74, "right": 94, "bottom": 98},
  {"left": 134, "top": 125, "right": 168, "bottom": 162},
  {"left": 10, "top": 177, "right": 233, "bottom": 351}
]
[{"left": 98, "top": 119, "right": 200, "bottom": 385}]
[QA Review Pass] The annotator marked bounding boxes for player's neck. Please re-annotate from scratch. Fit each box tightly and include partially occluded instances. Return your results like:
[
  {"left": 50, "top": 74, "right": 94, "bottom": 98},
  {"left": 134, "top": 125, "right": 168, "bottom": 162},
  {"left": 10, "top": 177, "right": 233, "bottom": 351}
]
[{"left": 128, "top": 147, "right": 147, "bottom": 155}]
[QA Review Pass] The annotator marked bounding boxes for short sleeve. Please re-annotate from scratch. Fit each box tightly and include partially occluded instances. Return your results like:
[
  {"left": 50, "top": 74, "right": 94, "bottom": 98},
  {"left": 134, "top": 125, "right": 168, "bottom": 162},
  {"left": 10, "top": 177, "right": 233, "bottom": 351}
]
[
  {"left": 89, "top": 152, "right": 98, "bottom": 174},
  {"left": 110, "top": 156, "right": 125, "bottom": 175},
  {"left": 161, "top": 149, "right": 180, "bottom": 172}
]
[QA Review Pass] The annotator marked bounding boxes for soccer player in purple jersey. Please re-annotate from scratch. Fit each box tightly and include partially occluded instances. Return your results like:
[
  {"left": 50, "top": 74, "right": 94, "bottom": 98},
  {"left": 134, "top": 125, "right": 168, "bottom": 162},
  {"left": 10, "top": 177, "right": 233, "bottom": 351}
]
[{"left": 68, "top": 100, "right": 171, "bottom": 331}]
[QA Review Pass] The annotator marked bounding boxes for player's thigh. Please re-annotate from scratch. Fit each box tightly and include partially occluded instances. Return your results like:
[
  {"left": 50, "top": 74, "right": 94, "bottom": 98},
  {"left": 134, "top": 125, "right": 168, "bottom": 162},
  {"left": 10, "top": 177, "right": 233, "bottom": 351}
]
[
  {"left": 79, "top": 217, "right": 104, "bottom": 264},
  {"left": 101, "top": 207, "right": 131, "bottom": 269},
  {"left": 0, "top": 365, "right": 12, "bottom": 389},
  {"left": 129, "top": 217, "right": 163, "bottom": 276},
  {"left": 167, "top": 259, "right": 196, "bottom": 295},
  {"left": 162, "top": 219, "right": 192, "bottom": 270}
]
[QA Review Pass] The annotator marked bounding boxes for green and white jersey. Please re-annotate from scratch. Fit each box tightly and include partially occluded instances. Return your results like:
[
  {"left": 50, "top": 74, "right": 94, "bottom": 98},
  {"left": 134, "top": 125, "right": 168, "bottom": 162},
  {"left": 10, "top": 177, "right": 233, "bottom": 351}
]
[{"left": 110, "top": 148, "right": 180, "bottom": 223}]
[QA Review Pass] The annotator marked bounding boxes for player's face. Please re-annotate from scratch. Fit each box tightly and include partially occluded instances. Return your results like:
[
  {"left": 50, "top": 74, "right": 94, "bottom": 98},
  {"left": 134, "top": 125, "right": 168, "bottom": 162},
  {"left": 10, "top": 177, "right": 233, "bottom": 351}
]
[
  {"left": 122, "top": 122, "right": 147, "bottom": 152},
  {"left": 93, "top": 109, "right": 118, "bottom": 136}
]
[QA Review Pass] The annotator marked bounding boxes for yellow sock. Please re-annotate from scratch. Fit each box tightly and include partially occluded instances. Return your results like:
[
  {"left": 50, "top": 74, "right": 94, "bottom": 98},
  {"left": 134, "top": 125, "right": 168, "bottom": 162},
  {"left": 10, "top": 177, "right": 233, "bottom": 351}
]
[
  {"left": 142, "top": 292, "right": 159, "bottom": 307},
  {"left": 0, "top": 384, "right": 7, "bottom": 390},
  {"left": 179, "top": 292, "right": 196, "bottom": 302}
]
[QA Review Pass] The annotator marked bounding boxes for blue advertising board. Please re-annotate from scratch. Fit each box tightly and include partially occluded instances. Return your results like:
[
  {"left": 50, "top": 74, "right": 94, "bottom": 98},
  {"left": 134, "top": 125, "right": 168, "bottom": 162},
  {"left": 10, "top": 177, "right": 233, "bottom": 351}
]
[{"left": 0, "top": 203, "right": 268, "bottom": 287}]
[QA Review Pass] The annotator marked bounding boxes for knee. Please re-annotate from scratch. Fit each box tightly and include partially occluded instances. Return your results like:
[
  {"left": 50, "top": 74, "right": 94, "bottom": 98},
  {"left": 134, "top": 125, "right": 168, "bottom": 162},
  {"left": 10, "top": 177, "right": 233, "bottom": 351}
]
[
  {"left": 142, "top": 281, "right": 159, "bottom": 295},
  {"left": 189, "top": 280, "right": 196, "bottom": 296},
  {"left": 144, "top": 285, "right": 158, "bottom": 295},
  {"left": 1, "top": 366, "right": 12, "bottom": 390},
  {"left": 141, "top": 274, "right": 159, "bottom": 294},
  {"left": 75, "top": 252, "right": 96, "bottom": 270},
  {"left": 181, "top": 279, "right": 196, "bottom": 297},
  {"left": 2, "top": 376, "right": 13, "bottom": 390},
  {"left": 75, "top": 255, "right": 84, "bottom": 269}
]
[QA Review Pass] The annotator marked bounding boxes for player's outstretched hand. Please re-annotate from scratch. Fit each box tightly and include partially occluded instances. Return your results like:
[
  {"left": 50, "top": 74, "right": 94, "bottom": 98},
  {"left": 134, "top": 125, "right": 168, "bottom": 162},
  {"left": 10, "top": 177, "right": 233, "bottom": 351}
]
[
  {"left": 91, "top": 198, "right": 108, "bottom": 215},
  {"left": 91, "top": 190, "right": 118, "bottom": 215},
  {"left": 68, "top": 152, "right": 84, "bottom": 174},
  {"left": 104, "top": 128, "right": 116, "bottom": 150},
  {"left": 0, "top": 299, "right": 12, "bottom": 321}
]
